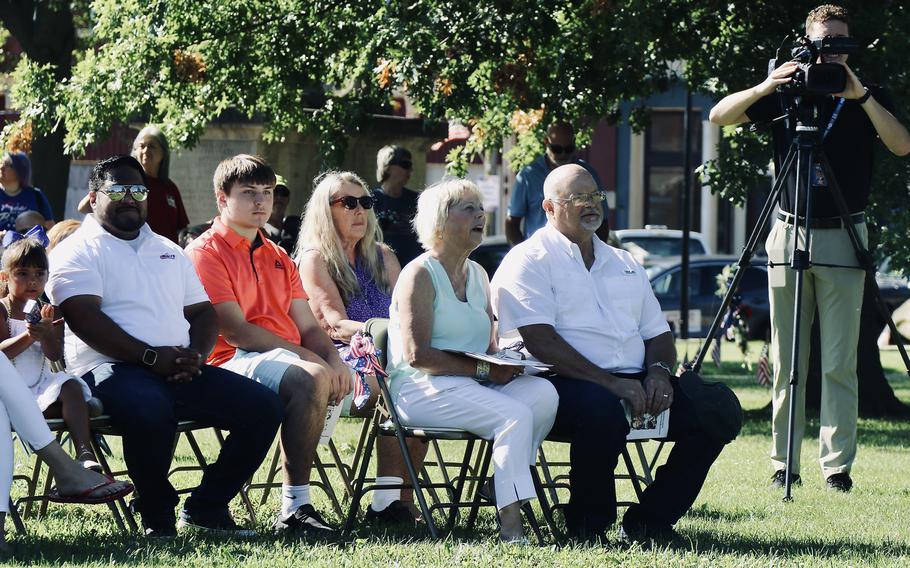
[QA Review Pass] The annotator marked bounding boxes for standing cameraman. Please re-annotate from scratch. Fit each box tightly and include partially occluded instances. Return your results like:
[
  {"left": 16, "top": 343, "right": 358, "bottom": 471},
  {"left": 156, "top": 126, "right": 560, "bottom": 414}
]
[{"left": 709, "top": 4, "right": 910, "bottom": 493}]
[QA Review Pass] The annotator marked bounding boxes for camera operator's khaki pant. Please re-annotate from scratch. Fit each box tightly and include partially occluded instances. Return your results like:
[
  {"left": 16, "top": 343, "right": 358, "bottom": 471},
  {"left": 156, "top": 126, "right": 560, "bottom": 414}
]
[{"left": 765, "top": 218, "right": 867, "bottom": 478}]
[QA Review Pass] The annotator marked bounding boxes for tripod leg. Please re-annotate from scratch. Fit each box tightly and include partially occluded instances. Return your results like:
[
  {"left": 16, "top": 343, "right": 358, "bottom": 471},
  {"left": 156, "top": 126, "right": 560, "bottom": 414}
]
[
  {"left": 692, "top": 148, "right": 796, "bottom": 372},
  {"left": 783, "top": 139, "right": 817, "bottom": 501}
]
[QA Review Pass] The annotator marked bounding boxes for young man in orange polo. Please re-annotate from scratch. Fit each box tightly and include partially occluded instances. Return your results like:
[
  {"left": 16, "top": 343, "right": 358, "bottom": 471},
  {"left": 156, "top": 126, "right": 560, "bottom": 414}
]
[{"left": 186, "top": 155, "right": 351, "bottom": 535}]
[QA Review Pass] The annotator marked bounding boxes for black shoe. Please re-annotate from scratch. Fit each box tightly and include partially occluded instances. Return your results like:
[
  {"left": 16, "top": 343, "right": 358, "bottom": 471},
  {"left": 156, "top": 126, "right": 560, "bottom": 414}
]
[
  {"left": 620, "top": 508, "right": 682, "bottom": 545},
  {"left": 770, "top": 469, "right": 801, "bottom": 488},
  {"left": 273, "top": 504, "right": 337, "bottom": 536},
  {"left": 826, "top": 472, "right": 853, "bottom": 492},
  {"left": 364, "top": 500, "right": 418, "bottom": 526},
  {"left": 177, "top": 509, "right": 257, "bottom": 538},
  {"left": 142, "top": 518, "right": 177, "bottom": 539}
]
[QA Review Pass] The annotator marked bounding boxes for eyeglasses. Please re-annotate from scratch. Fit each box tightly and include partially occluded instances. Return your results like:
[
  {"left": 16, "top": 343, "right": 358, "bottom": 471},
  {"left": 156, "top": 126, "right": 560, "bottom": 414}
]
[
  {"left": 96, "top": 184, "right": 149, "bottom": 202},
  {"left": 330, "top": 195, "right": 376, "bottom": 210},
  {"left": 390, "top": 160, "right": 413, "bottom": 170},
  {"left": 548, "top": 143, "right": 576, "bottom": 155},
  {"left": 549, "top": 191, "right": 607, "bottom": 207}
]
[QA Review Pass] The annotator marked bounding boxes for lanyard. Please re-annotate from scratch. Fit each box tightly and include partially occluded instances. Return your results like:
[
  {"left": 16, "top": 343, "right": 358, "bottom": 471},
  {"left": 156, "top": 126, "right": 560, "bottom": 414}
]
[{"left": 822, "top": 98, "right": 845, "bottom": 140}]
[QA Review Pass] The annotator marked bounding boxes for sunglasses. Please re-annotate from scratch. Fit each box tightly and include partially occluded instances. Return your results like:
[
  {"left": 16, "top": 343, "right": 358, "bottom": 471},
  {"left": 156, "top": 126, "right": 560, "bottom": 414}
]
[
  {"left": 97, "top": 184, "right": 149, "bottom": 202},
  {"left": 390, "top": 160, "right": 413, "bottom": 169},
  {"left": 548, "top": 143, "right": 576, "bottom": 155},
  {"left": 330, "top": 195, "right": 376, "bottom": 210}
]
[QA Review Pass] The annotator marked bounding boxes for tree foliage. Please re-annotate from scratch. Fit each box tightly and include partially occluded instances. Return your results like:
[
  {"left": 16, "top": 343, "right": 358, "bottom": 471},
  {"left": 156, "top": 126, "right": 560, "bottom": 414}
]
[{"left": 3, "top": 1, "right": 909, "bottom": 264}]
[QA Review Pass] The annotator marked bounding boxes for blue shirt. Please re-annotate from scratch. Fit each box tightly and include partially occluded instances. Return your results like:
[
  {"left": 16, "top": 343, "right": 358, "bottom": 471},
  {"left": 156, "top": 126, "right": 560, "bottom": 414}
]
[
  {"left": 508, "top": 156, "right": 604, "bottom": 239},
  {"left": 0, "top": 186, "right": 53, "bottom": 232}
]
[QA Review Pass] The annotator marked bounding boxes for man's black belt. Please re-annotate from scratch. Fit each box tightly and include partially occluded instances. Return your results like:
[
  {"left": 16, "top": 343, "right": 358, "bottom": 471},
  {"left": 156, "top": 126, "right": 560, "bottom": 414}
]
[{"left": 776, "top": 211, "right": 865, "bottom": 229}]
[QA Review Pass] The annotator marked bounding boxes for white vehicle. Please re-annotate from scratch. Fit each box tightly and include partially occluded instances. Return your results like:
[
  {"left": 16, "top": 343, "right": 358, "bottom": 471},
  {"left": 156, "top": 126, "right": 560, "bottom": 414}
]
[{"left": 614, "top": 227, "right": 712, "bottom": 267}]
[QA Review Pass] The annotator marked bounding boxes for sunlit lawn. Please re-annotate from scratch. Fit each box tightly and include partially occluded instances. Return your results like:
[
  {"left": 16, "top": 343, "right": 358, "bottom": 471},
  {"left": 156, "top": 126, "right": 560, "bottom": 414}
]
[{"left": 6, "top": 339, "right": 909, "bottom": 566}]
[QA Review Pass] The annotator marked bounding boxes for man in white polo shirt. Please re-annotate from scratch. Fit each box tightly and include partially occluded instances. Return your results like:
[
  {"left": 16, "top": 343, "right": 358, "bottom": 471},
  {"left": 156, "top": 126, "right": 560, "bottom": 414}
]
[
  {"left": 47, "top": 155, "right": 282, "bottom": 538},
  {"left": 491, "top": 164, "right": 725, "bottom": 542}
]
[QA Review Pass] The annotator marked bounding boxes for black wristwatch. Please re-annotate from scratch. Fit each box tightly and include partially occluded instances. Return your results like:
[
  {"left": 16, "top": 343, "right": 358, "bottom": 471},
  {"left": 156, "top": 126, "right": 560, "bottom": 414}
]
[
  {"left": 856, "top": 87, "right": 872, "bottom": 105},
  {"left": 141, "top": 347, "right": 158, "bottom": 367}
]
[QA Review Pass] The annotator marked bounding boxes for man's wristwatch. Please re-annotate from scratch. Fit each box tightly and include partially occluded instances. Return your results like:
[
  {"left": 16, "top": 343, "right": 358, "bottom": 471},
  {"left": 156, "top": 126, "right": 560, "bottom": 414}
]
[
  {"left": 141, "top": 347, "right": 158, "bottom": 367},
  {"left": 857, "top": 87, "right": 872, "bottom": 105},
  {"left": 649, "top": 361, "right": 673, "bottom": 376},
  {"left": 475, "top": 360, "right": 491, "bottom": 381}
]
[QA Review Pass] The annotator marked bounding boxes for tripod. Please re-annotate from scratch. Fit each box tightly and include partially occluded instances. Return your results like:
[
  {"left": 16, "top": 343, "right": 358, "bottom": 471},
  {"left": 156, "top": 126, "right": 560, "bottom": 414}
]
[{"left": 689, "top": 95, "right": 910, "bottom": 501}]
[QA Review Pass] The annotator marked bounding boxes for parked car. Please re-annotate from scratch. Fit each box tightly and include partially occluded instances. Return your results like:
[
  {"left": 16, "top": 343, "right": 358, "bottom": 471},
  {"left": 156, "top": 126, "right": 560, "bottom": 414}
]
[
  {"left": 649, "top": 256, "right": 770, "bottom": 340},
  {"left": 614, "top": 228, "right": 712, "bottom": 268}
]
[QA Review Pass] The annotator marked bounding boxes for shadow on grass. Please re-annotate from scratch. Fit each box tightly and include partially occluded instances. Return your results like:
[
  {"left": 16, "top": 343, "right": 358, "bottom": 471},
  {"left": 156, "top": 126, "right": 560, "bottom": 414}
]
[
  {"left": 686, "top": 506, "right": 769, "bottom": 524},
  {"left": 679, "top": 527, "right": 910, "bottom": 559},
  {"left": 738, "top": 406, "right": 910, "bottom": 449}
]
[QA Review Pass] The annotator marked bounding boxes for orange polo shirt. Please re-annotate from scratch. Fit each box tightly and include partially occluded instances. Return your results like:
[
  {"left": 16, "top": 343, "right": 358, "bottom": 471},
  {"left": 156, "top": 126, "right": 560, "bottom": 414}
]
[{"left": 186, "top": 216, "right": 307, "bottom": 366}]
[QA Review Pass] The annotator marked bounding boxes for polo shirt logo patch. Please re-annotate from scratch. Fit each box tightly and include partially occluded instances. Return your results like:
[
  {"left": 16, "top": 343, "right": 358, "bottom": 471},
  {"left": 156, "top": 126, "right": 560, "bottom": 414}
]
[
  {"left": 160, "top": 253, "right": 176, "bottom": 260},
  {"left": 274, "top": 260, "right": 283, "bottom": 269}
]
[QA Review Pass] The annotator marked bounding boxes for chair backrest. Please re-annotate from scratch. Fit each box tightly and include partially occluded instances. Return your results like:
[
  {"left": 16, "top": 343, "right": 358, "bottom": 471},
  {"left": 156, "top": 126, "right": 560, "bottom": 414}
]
[{"left": 363, "top": 317, "right": 390, "bottom": 369}]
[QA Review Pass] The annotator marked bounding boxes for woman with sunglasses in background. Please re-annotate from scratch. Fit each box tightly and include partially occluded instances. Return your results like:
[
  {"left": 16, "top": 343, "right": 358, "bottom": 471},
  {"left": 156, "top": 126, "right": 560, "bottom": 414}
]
[
  {"left": 295, "top": 171, "right": 428, "bottom": 525},
  {"left": 372, "top": 145, "right": 423, "bottom": 267}
]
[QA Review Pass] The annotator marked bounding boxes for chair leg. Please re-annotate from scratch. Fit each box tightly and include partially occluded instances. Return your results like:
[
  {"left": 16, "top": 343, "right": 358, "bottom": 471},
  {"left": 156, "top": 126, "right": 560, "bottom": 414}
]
[
  {"left": 257, "top": 443, "right": 282, "bottom": 506},
  {"left": 374, "top": 375, "right": 439, "bottom": 539},
  {"left": 91, "top": 436, "right": 139, "bottom": 532},
  {"left": 537, "top": 445, "right": 561, "bottom": 506},
  {"left": 7, "top": 498, "right": 26, "bottom": 535},
  {"left": 341, "top": 415, "right": 379, "bottom": 536},
  {"left": 621, "top": 447, "right": 645, "bottom": 501},
  {"left": 328, "top": 438, "right": 354, "bottom": 498},
  {"left": 23, "top": 456, "right": 43, "bottom": 519},
  {"left": 464, "top": 441, "right": 493, "bottom": 532},
  {"left": 531, "top": 466, "right": 563, "bottom": 543},
  {"left": 446, "top": 440, "right": 486, "bottom": 531},
  {"left": 313, "top": 452, "right": 344, "bottom": 518}
]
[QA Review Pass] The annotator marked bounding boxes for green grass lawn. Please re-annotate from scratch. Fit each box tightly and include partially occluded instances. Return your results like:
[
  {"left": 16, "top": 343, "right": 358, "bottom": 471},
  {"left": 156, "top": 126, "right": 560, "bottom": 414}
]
[{"left": 6, "top": 339, "right": 910, "bottom": 566}]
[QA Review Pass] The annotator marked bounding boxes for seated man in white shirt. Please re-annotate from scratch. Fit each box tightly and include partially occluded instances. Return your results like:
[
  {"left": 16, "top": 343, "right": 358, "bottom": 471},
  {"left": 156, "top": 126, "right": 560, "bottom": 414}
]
[
  {"left": 46, "top": 155, "right": 283, "bottom": 538},
  {"left": 490, "top": 164, "right": 725, "bottom": 542}
]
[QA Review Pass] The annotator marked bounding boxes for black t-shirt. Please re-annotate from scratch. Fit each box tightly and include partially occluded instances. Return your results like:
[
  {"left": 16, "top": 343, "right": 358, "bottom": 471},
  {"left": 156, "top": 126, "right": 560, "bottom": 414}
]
[
  {"left": 373, "top": 187, "right": 423, "bottom": 266},
  {"left": 745, "top": 86, "right": 895, "bottom": 217}
]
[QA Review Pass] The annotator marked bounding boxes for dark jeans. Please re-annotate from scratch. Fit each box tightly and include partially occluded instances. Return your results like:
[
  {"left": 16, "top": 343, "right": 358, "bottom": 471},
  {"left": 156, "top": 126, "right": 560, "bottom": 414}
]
[
  {"left": 546, "top": 372, "right": 724, "bottom": 536},
  {"left": 84, "top": 363, "right": 282, "bottom": 527}
]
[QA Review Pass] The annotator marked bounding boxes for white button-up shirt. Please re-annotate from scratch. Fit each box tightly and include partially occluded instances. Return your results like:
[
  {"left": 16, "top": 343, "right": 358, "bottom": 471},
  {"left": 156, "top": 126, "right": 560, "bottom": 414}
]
[
  {"left": 491, "top": 224, "right": 669, "bottom": 374},
  {"left": 47, "top": 214, "right": 209, "bottom": 378}
]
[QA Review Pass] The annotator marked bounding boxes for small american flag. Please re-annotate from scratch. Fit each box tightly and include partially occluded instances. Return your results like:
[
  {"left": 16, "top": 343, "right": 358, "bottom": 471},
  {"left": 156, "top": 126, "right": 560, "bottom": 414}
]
[
  {"left": 711, "top": 334, "right": 722, "bottom": 368},
  {"left": 756, "top": 342, "right": 771, "bottom": 386}
]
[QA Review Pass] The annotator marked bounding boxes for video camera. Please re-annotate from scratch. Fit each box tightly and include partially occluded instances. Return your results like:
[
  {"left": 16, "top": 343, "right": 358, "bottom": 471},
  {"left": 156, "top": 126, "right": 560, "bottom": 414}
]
[{"left": 769, "top": 35, "right": 861, "bottom": 96}]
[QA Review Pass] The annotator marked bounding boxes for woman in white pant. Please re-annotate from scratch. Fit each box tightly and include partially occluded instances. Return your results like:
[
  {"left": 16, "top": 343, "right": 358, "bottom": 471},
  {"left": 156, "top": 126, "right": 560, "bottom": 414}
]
[
  {"left": 387, "top": 179, "right": 558, "bottom": 543},
  {"left": 0, "top": 352, "right": 133, "bottom": 553}
]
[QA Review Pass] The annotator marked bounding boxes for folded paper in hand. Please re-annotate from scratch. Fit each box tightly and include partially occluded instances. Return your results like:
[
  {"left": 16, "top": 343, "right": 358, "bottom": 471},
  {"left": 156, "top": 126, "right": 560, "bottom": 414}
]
[{"left": 620, "top": 401, "right": 669, "bottom": 440}]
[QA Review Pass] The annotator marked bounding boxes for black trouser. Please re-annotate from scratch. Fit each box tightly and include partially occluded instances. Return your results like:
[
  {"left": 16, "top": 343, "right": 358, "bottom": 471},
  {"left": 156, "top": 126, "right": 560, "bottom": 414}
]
[
  {"left": 546, "top": 372, "right": 724, "bottom": 536},
  {"left": 84, "top": 363, "right": 283, "bottom": 527}
]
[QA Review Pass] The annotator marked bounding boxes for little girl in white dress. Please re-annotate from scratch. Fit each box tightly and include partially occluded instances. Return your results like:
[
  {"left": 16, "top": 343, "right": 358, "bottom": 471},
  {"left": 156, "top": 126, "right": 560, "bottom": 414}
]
[{"left": 0, "top": 237, "right": 101, "bottom": 471}]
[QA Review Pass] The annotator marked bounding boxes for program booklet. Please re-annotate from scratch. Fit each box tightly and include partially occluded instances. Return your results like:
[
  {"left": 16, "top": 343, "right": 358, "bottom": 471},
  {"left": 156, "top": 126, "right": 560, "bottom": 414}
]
[
  {"left": 620, "top": 401, "right": 670, "bottom": 440},
  {"left": 443, "top": 349, "right": 553, "bottom": 371},
  {"left": 319, "top": 402, "right": 343, "bottom": 445}
]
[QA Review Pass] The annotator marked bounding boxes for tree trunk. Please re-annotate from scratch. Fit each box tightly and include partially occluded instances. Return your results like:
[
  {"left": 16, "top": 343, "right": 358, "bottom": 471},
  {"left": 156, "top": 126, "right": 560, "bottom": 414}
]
[
  {"left": 1, "top": 0, "right": 75, "bottom": 219},
  {"left": 807, "top": 278, "right": 910, "bottom": 418}
]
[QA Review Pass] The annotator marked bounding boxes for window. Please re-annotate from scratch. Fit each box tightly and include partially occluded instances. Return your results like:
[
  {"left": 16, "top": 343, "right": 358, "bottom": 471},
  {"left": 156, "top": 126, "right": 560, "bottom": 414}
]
[{"left": 644, "top": 110, "right": 702, "bottom": 229}]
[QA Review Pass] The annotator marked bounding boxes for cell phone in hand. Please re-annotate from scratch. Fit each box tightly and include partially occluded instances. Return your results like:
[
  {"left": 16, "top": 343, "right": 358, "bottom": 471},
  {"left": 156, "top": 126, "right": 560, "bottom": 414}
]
[{"left": 23, "top": 299, "right": 42, "bottom": 324}]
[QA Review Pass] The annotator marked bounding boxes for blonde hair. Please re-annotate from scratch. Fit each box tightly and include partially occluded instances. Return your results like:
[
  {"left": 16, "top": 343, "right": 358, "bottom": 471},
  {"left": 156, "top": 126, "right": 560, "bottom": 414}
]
[
  {"left": 46, "top": 219, "right": 82, "bottom": 251},
  {"left": 294, "top": 171, "right": 389, "bottom": 305},
  {"left": 413, "top": 178, "right": 483, "bottom": 251}
]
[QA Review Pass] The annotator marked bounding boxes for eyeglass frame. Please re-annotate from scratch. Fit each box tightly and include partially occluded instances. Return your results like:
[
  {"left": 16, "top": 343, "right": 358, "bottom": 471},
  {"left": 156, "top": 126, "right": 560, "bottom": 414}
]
[
  {"left": 330, "top": 195, "right": 376, "bottom": 210},
  {"left": 547, "top": 190, "right": 607, "bottom": 207},
  {"left": 95, "top": 184, "right": 149, "bottom": 202}
]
